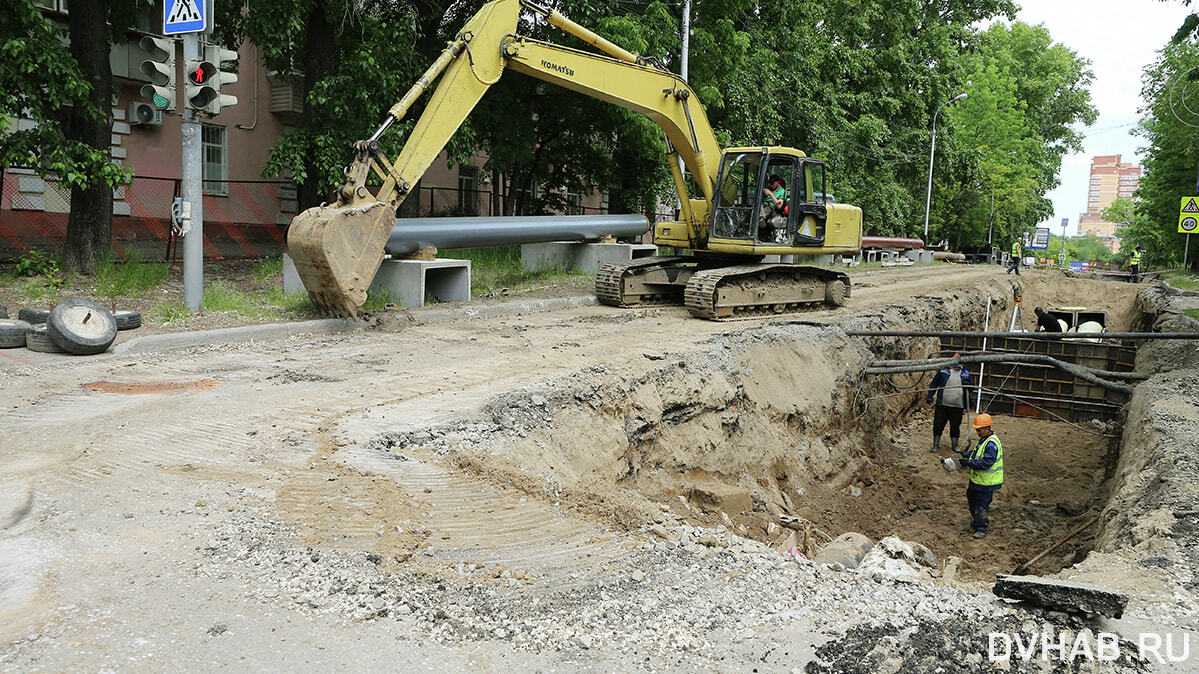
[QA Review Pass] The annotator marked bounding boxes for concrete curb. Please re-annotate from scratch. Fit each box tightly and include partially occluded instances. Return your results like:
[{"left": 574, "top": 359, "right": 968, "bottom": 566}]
[
  {"left": 111, "top": 295, "right": 600, "bottom": 356},
  {"left": 409, "top": 295, "right": 598, "bottom": 324},
  {"left": 1161, "top": 280, "right": 1199, "bottom": 298},
  {"left": 112, "top": 318, "right": 363, "bottom": 356}
]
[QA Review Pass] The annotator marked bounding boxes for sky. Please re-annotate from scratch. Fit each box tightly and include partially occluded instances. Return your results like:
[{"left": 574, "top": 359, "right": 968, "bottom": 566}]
[{"left": 1012, "top": 0, "right": 1193, "bottom": 236}]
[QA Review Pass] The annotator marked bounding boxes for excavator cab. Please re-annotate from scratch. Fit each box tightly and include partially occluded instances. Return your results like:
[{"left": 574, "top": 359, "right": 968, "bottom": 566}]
[{"left": 708, "top": 148, "right": 827, "bottom": 248}]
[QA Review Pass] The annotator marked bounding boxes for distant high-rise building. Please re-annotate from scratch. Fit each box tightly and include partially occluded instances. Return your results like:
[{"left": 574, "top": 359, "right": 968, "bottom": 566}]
[{"left": 1078, "top": 154, "right": 1142, "bottom": 238}]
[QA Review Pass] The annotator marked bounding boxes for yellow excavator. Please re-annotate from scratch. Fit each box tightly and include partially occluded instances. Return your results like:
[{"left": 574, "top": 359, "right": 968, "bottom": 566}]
[{"left": 287, "top": 0, "right": 862, "bottom": 319}]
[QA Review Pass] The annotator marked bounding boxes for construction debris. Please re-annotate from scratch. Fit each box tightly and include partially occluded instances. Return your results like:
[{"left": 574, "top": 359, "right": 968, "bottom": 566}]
[{"left": 992, "top": 575, "right": 1129, "bottom": 618}]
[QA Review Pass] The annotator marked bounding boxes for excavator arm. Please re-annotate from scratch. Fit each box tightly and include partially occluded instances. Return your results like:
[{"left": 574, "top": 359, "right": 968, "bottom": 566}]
[{"left": 287, "top": 0, "right": 722, "bottom": 315}]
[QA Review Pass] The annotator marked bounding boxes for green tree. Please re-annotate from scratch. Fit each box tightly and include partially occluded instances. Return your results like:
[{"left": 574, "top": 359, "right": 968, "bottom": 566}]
[
  {"left": 0, "top": 0, "right": 139, "bottom": 272},
  {"left": 1103, "top": 198, "right": 1169, "bottom": 265},
  {"left": 943, "top": 22, "right": 1096, "bottom": 250},
  {"left": 1133, "top": 39, "right": 1199, "bottom": 270}
]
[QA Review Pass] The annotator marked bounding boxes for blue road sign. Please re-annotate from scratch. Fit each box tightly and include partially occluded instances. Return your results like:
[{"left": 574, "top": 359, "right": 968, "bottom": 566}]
[{"left": 164, "top": 0, "right": 206, "bottom": 35}]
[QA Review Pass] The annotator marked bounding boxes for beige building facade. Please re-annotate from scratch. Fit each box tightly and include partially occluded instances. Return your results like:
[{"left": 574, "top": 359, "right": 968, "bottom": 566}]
[{"left": 1078, "top": 154, "right": 1141, "bottom": 239}]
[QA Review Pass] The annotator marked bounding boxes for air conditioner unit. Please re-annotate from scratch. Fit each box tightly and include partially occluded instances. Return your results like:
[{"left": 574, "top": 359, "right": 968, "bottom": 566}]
[{"left": 129, "top": 101, "right": 163, "bottom": 127}]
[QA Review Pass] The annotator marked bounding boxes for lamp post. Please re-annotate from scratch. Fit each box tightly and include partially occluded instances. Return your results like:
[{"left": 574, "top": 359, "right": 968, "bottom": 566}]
[{"left": 922, "top": 92, "right": 968, "bottom": 241}]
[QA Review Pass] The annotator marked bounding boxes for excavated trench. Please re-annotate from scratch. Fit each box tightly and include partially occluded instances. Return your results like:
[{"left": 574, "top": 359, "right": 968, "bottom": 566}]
[{"left": 374, "top": 274, "right": 1152, "bottom": 583}]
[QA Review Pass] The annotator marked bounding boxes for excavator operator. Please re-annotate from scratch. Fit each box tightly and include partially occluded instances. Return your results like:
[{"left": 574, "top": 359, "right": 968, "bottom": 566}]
[{"left": 760, "top": 174, "right": 789, "bottom": 243}]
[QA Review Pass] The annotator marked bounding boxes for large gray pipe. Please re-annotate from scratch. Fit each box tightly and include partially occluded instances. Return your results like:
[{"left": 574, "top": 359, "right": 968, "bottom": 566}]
[{"left": 385, "top": 214, "right": 650, "bottom": 255}]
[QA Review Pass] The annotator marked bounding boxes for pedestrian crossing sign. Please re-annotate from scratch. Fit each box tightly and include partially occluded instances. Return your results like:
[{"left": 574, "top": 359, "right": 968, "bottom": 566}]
[
  {"left": 164, "top": 0, "right": 206, "bottom": 35},
  {"left": 1180, "top": 196, "right": 1199, "bottom": 233}
]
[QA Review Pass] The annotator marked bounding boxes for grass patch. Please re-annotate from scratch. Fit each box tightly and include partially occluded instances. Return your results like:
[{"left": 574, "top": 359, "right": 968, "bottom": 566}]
[
  {"left": 263, "top": 287, "right": 316, "bottom": 315},
  {"left": 1164, "top": 272, "right": 1199, "bottom": 290},
  {"left": 361, "top": 289, "right": 397, "bottom": 311},
  {"left": 252, "top": 257, "right": 283, "bottom": 283},
  {"left": 95, "top": 250, "right": 168, "bottom": 297},
  {"left": 19, "top": 276, "right": 63, "bottom": 303},
  {"left": 147, "top": 302, "right": 190, "bottom": 324},
  {"left": 439, "top": 245, "right": 591, "bottom": 295},
  {"left": 203, "top": 281, "right": 273, "bottom": 318},
  {"left": 1185, "top": 308, "right": 1199, "bottom": 321}
]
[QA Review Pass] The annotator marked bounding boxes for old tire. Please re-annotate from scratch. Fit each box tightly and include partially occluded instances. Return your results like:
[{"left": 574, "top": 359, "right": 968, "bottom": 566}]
[
  {"left": 113, "top": 310, "right": 142, "bottom": 331},
  {"left": 26, "top": 324, "right": 65, "bottom": 353},
  {"left": 824, "top": 279, "right": 849, "bottom": 307},
  {"left": 0, "top": 319, "right": 31, "bottom": 348},
  {"left": 47, "top": 299, "right": 117, "bottom": 355},
  {"left": 18, "top": 307, "right": 50, "bottom": 325}
]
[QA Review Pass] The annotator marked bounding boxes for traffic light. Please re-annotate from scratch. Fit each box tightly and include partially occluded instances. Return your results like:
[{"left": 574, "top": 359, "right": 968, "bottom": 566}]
[
  {"left": 138, "top": 36, "right": 176, "bottom": 111},
  {"left": 184, "top": 44, "right": 239, "bottom": 115}
]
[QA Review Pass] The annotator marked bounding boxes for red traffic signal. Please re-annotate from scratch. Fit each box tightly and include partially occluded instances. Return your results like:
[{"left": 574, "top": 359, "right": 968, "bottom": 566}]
[{"left": 188, "top": 62, "right": 212, "bottom": 85}]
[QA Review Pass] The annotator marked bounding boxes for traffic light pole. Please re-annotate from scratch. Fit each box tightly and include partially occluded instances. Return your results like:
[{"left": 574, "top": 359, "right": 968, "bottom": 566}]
[{"left": 181, "top": 32, "right": 204, "bottom": 312}]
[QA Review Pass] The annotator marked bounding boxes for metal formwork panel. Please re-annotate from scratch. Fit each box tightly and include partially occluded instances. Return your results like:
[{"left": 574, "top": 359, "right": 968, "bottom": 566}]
[{"left": 940, "top": 336, "right": 1134, "bottom": 422}]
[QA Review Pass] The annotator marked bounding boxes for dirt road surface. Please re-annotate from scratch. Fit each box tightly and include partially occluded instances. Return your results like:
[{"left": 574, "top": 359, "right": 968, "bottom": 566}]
[{"left": 0, "top": 265, "right": 1171, "bottom": 672}]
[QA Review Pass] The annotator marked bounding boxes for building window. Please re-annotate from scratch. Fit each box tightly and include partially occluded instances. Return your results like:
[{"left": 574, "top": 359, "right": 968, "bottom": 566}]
[
  {"left": 565, "top": 189, "right": 583, "bottom": 215},
  {"left": 36, "top": 0, "right": 68, "bottom": 13},
  {"left": 457, "top": 165, "right": 480, "bottom": 216},
  {"left": 202, "top": 124, "right": 228, "bottom": 196}
]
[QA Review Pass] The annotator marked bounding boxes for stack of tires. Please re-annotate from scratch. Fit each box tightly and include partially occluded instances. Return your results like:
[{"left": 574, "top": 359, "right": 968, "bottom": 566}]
[{"left": 0, "top": 300, "right": 141, "bottom": 355}]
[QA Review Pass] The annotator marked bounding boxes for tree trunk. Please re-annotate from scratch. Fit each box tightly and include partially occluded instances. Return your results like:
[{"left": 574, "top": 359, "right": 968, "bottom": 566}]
[
  {"left": 298, "top": 1, "right": 338, "bottom": 211},
  {"left": 62, "top": 0, "right": 114, "bottom": 274}
]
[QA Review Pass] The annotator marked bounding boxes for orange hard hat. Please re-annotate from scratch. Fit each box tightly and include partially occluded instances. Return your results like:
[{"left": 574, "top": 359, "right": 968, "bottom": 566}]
[{"left": 972, "top": 413, "right": 993, "bottom": 428}]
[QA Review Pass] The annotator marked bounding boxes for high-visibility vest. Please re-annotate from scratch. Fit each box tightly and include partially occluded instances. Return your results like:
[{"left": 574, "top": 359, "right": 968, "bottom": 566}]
[
  {"left": 1011, "top": 241, "right": 1021, "bottom": 257},
  {"left": 969, "top": 434, "right": 1004, "bottom": 487},
  {"left": 1130, "top": 250, "right": 1143, "bottom": 265}
]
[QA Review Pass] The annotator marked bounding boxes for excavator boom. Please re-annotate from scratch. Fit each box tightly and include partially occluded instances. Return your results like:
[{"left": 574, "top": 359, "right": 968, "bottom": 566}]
[
  {"left": 287, "top": 0, "right": 718, "bottom": 315},
  {"left": 287, "top": 0, "right": 862, "bottom": 318}
]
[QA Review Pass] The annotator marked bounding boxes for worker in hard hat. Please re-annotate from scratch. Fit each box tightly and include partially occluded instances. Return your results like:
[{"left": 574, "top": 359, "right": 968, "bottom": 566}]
[
  {"left": 926, "top": 355, "right": 975, "bottom": 453},
  {"left": 955, "top": 413, "right": 1004, "bottom": 539}
]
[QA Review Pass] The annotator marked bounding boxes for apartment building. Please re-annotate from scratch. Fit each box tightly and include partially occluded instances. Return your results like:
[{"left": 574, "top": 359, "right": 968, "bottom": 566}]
[{"left": 1077, "top": 154, "right": 1141, "bottom": 239}]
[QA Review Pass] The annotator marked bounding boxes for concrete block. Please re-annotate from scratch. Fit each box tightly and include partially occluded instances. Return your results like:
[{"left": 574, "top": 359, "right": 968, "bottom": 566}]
[
  {"left": 112, "top": 185, "right": 125, "bottom": 200},
  {"left": 112, "top": 121, "right": 131, "bottom": 135},
  {"left": 17, "top": 119, "right": 38, "bottom": 131},
  {"left": 282, "top": 253, "right": 303, "bottom": 294},
  {"left": 276, "top": 213, "right": 294, "bottom": 226},
  {"left": 993, "top": 575, "right": 1128, "bottom": 618},
  {"left": 111, "top": 147, "right": 127, "bottom": 159},
  {"left": 112, "top": 108, "right": 126, "bottom": 121},
  {"left": 520, "top": 241, "right": 657, "bottom": 274},
  {"left": 281, "top": 199, "right": 298, "bottom": 213},
  {"left": 903, "top": 249, "right": 935, "bottom": 264},
  {"left": 17, "top": 177, "right": 45, "bottom": 193},
  {"left": 112, "top": 201, "right": 131, "bottom": 216},
  {"left": 369, "top": 258, "right": 471, "bottom": 309},
  {"left": 111, "top": 134, "right": 122, "bottom": 146}
]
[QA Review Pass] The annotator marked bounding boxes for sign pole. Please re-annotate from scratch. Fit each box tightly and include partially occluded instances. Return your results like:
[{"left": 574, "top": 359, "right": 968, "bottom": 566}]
[{"left": 181, "top": 31, "right": 204, "bottom": 312}]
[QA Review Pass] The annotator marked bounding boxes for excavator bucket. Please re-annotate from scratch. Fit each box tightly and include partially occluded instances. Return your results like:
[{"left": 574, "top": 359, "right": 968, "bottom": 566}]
[{"left": 286, "top": 200, "right": 397, "bottom": 317}]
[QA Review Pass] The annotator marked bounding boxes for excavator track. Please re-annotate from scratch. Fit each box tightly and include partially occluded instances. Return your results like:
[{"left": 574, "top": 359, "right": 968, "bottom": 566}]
[
  {"left": 595, "top": 256, "right": 697, "bottom": 307},
  {"left": 683, "top": 264, "right": 851, "bottom": 320}
]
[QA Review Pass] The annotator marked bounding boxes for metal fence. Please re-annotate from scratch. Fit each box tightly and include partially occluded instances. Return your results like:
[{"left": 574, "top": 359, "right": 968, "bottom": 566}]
[
  {"left": 0, "top": 169, "right": 296, "bottom": 261},
  {"left": 0, "top": 171, "right": 670, "bottom": 261}
]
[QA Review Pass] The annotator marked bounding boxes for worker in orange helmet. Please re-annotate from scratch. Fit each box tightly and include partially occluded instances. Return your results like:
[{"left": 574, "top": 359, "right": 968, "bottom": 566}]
[{"left": 955, "top": 413, "right": 1004, "bottom": 539}]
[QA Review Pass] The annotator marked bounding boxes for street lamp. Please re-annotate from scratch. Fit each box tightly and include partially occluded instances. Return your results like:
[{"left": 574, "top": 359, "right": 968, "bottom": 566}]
[{"left": 922, "top": 92, "right": 968, "bottom": 241}]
